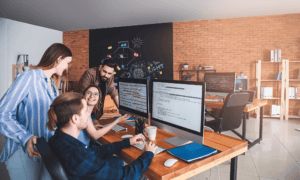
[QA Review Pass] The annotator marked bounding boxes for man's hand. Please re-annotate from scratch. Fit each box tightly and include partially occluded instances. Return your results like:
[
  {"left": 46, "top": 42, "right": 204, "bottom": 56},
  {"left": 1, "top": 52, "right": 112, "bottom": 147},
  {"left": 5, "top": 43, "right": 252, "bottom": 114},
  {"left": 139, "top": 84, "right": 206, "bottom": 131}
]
[
  {"left": 116, "top": 114, "right": 131, "bottom": 124},
  {"left": 26, "top": 136, "right": 40, "bottom": 158},
  {"left": 144, "top": 142, "right": 158, "bottom": 154},
  {"left": 129, "top": 134, "right": 145, "bottom": 146}
]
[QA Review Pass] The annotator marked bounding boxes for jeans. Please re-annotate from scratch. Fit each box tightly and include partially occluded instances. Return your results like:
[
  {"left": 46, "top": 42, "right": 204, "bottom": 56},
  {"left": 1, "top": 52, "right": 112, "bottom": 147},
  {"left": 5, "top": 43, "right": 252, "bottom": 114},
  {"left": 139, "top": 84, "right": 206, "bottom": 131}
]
[{"left": 5, "top": 146, "right": 51, "bottom": 180}]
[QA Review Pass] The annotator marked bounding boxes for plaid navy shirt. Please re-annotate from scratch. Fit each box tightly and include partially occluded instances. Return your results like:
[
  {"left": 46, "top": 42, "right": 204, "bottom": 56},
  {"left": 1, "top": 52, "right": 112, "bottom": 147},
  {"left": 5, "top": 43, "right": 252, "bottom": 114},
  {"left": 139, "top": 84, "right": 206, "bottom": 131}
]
[{"left": 48, "top": 130, "right": 154, "bottom": 180}]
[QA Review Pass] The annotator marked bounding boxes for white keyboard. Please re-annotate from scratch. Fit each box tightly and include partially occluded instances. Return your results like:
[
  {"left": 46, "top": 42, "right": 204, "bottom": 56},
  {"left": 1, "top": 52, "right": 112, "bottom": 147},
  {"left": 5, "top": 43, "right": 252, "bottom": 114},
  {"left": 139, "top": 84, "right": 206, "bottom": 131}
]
[
  {"left": 104, "top": 124, "right": 127, "bottom": 132},
  {"left": 133, "top": 141, "right": 166, "bottom": 155}
]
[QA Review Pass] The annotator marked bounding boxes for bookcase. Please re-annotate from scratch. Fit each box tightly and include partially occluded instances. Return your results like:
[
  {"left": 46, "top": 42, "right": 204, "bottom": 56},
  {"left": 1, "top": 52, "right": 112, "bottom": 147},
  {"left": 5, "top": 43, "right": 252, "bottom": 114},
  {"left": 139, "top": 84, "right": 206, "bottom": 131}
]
[
  {"left": 12, "top": 64, "right": 33, "bottom": 82},
  {"left": 256, "top": 59, "right": 300, "bottom": 120},
  {"left": 256, "top": 60, "right": 286, "bottom": 120},
  {"left": 285, "top": 60, "right": 300, "bottom": 120}
]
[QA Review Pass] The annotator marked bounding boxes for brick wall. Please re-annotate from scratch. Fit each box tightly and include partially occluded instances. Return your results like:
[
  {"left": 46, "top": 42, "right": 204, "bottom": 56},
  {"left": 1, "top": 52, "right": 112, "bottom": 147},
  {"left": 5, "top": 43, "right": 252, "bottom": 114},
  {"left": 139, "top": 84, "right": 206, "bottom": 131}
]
[
  {"left": 173, "top": 13, "right": 300, "bottom": 116},
  {"left": 63, "top": 30, "right": 89, "bottom": 91},
  {"left": 63, "top": 13, "right": 300, "bottom": 116}
]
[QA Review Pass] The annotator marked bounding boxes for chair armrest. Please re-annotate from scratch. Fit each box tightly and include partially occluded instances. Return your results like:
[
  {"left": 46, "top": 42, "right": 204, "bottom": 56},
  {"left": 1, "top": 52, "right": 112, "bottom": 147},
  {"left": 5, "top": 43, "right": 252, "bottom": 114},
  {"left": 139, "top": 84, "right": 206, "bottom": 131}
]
[{"left": 205, "top": 109, "right": 218, "bottom": 119}]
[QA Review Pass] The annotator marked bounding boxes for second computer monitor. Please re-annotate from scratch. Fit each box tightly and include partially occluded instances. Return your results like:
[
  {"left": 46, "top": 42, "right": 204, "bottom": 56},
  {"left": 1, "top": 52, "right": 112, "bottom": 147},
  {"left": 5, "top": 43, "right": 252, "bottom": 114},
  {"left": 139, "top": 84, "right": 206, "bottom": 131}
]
[
  {"left": 118, "top": 78, "right": 150, "bottom": 121},
  {"left": 204, "top": 72, "right": 236, "bottom": 97},
  {"left": 151, "top": 79, "right": 206, "bottom": 145}
]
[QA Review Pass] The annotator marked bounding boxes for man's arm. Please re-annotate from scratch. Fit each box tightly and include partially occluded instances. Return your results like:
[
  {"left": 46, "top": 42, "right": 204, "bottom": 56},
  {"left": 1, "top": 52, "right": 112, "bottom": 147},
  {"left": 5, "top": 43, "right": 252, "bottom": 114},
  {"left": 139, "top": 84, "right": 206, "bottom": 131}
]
[
  {"left": 112, "top": 95, "right": 119, "bottom": 108},
  {"left": 77, "top": 69, "right": 94, "bottom": 93}
]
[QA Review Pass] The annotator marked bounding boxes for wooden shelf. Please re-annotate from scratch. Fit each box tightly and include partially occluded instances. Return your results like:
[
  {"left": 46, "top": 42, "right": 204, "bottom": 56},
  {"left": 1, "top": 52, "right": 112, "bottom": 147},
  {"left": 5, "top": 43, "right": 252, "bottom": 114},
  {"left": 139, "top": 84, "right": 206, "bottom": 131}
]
[
  {"left": 261, "top": 61, "right": 281, "bottom": 63},
  {"left": 289, "top": 98, "right": 300, "bottom": 100},
  {"left": 289, "top": 61, "right": 300, "bottom": 63},
  {"left": 289, "top": 79, "right": 300, "bottom": 82},
  {"left": 263, "top": 115, "right": 280, "bottom": 119},
  {"left": 261, "top": 80, "right": 281, "bottom": 82},
  {"left": 261, "top": 98, "right": 281, "bottom": 100},
  {"left": 289, "top": 115, "right": 300, "bottom": 119}
]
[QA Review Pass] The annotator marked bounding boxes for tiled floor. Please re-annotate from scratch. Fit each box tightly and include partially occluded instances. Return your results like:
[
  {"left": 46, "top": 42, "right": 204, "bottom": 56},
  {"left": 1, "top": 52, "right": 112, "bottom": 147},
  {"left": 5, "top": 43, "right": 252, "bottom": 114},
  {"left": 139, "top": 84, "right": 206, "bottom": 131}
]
[{"left": 186, "top": 117, "right": 300, "bottom": 180}]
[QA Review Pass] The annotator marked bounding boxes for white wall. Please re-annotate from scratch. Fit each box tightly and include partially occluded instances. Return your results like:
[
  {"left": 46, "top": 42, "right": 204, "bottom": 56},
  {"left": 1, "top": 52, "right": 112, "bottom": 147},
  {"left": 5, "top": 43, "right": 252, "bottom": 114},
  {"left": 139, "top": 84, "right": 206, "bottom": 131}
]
[
  {"left": 0, "top": 18, "right": 63, "bottom": 98},
  {"left": 0, "top": 18, "right": 62, "bottom": 180}
]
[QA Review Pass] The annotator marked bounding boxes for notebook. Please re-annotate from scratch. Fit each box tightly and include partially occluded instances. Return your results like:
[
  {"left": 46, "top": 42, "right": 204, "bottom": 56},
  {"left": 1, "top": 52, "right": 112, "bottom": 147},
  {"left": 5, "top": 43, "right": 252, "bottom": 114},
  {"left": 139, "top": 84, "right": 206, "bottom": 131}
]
[
  {"left": 167, "top": 142, "right": 218, "bottom": 163},
  {"left": 114, "top": 117, "right": 135, "bottom": 121}
]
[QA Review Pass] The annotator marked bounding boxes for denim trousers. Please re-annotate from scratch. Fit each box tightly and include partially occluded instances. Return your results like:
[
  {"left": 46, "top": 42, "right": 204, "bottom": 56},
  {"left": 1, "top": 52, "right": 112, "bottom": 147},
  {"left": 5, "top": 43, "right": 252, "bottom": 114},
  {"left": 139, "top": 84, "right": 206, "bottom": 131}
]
[{"left": 5, "top": 146, "right": 51, "bottom": 180}]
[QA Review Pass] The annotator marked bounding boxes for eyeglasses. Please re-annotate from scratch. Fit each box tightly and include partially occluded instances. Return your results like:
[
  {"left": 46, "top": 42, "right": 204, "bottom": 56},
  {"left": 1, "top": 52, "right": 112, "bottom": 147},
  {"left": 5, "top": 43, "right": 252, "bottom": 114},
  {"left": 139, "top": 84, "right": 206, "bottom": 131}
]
[{"left": 85, "top": 91, "right": 99, "bottom": 97}]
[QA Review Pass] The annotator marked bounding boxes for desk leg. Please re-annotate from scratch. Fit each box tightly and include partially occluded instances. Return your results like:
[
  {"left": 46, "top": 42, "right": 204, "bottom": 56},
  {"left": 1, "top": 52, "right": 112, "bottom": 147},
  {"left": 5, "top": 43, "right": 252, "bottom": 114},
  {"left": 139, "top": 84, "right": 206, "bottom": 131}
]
[
  {"left": 259, "top": 106, "right": 263, "bottom": 142},
  {"left": 242, "top": 113, "right": 246, "bottom": 140},
  {"left": 230, "top": 157, "right": 238, "bottom": 180}
]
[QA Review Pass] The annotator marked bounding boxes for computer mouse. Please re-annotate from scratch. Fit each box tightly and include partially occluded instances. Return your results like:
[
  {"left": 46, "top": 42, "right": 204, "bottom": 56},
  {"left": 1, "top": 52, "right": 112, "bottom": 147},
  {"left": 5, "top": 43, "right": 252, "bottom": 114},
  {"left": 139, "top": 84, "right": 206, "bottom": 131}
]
[
  {"left": 164, "top": 158, "right": 178, "bottom": 167},
  {"left": 121, "top": 134, "right": 133, "bottom": 139}
]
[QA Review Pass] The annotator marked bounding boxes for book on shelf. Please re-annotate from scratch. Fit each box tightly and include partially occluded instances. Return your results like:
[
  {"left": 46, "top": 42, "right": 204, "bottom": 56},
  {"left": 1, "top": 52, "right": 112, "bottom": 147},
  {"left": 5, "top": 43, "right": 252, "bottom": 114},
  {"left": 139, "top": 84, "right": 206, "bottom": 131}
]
[
  {"left": 277, "top": 72, "right": 282, "bottom": 80},
  {"left": 271, "top": 50, "right": 274, "bottom": 62},
  {"left": 274, "top": 50, "right": 278, "bottom": 62},
  {"left": 278, "top": 49, "right": 281, "bottom": 62},
  {"left": 270, "top": 105, "right": 280, "bottom": 117},
  {"left": 289, "top": 87, "right": 298, "bottom": 99},
  {"left": 273, "top": 73, "right": 279, "bottom": 80},
  {"left": 261, "top": 87, "right": 273, "bottom": 99}
]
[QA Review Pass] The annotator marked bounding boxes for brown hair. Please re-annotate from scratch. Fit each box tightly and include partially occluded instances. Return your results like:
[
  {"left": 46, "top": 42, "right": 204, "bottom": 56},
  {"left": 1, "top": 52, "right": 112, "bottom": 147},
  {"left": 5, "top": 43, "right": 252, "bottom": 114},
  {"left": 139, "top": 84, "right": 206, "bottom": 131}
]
[
  {"left": 47, "top": 92, "right": 83, "bottom": 131},
  {"left": 34, "top": 43, "right": 72, "bottom": 88},
  {"left": 83, "top": 84, "right": 101, "bottom": 112}
]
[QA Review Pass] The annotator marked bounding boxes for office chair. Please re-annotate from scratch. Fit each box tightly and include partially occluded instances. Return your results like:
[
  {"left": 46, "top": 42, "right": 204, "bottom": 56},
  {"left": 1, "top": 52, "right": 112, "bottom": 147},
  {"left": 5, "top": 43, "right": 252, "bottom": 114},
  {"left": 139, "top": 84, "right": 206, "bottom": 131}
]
[
  {"left": 35, "top": 137, "right": 69, "bottom": 180},
  {"left": 205, "top": 92, "right": 250, "bottom": 133}
]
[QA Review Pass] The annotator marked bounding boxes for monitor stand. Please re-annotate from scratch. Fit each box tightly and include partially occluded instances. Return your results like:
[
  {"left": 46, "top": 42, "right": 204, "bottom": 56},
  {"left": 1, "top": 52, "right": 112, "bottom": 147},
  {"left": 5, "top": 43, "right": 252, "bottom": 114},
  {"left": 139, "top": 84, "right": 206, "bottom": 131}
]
[{"left": 163, "top": 136, "right": 193, "bottom": 147}]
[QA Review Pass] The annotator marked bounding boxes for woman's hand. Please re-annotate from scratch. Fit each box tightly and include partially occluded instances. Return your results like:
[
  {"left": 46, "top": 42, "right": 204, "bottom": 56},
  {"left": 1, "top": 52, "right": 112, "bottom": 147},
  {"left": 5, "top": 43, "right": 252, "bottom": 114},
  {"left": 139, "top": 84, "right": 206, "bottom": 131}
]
[
  {"left": 26, "top": 136, "right": 41, "bottom": 158},
  {"left": 129, "top": 134, "right": 145, "bottom": 146},
  {"left": 116, "top": 114, "right": 131, "bottom": 124}
]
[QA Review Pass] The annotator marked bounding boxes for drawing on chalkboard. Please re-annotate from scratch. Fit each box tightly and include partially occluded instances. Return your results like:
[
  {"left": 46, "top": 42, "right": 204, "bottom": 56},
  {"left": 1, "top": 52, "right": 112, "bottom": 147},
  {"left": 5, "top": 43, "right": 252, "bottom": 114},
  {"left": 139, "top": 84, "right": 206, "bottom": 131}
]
[
  {"left": 105, "top": 40, "right": 142, "bottom": 69},
  {"left": 103, "top": 37, "right": 165, "bottom": 79},
  {"left": 132, "top": 37, "right": 143, "bottom": 48}
]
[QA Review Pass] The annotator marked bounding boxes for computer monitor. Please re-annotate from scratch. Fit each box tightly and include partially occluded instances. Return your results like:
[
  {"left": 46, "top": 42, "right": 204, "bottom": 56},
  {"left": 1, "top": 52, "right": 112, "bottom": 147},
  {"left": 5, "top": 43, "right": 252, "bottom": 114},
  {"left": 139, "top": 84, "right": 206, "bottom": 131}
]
[
  {"left": 151, "top": 79, "right": 206, "bottom": 145},
  {"left": 118, "top": 78, "right": 150, "bottom": 123},
  {"left": 204, "top": 72, "right": 236, "bottom": 98}
]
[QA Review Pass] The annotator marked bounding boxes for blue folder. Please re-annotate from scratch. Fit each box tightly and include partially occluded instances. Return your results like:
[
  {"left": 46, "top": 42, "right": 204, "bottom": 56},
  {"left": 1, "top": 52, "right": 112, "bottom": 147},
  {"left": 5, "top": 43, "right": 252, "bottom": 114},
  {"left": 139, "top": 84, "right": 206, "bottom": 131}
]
[
  {"left": 167, "top": 142, "right": 218, "bottom": 163},
  {"left": 114, "top": 117, "right": 134, "bottom": 121}
]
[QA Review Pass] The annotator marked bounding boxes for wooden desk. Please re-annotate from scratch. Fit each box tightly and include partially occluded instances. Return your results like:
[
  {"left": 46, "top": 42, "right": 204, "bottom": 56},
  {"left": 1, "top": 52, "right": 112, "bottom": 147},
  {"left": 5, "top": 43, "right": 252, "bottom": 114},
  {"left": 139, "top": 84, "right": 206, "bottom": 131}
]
[
  {"left": 98, "top": 115, "right": 247, "bottom": 180},
  {"left": 205, "top": 99, "right": 268, "bottom": 149}
]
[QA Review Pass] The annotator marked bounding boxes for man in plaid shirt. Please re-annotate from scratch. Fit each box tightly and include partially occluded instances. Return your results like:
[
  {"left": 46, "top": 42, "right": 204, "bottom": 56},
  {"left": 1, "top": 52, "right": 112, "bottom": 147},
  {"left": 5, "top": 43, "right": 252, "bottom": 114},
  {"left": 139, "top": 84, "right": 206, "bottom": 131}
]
[{"left": 47, "top": 92, "right": 157, "bottom": 180}]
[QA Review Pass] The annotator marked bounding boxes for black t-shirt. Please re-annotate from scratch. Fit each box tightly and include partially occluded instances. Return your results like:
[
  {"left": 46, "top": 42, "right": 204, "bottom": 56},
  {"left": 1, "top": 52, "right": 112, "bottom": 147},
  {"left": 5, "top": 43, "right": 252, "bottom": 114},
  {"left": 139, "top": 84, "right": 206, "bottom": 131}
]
[{"left": 98, "top": 82, "right": 106, "bottom": 99}]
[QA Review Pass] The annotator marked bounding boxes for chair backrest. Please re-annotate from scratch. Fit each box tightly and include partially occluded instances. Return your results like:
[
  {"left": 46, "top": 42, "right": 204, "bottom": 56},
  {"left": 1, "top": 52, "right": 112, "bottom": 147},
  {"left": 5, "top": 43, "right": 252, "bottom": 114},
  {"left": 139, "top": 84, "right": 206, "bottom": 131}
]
[
  {"left": 240, "top": 90, "right": 256, "bottom": 103},
  {"left": 218, "top": 92, "right": 250, "bottom": 132},
  {"left": 36, "top": 137, "right": 69, "bottom": 180}
]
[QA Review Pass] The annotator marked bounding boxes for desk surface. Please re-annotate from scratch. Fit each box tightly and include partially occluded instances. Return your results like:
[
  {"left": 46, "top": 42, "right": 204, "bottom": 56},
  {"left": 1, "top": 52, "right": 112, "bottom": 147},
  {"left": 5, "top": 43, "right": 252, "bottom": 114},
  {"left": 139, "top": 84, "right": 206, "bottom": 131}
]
[
  {"left": 98, "top": 115, "right": 248, "bottom": 180},
  {"left": 205, "top": 99, "right": 267, "bottom": 112}
]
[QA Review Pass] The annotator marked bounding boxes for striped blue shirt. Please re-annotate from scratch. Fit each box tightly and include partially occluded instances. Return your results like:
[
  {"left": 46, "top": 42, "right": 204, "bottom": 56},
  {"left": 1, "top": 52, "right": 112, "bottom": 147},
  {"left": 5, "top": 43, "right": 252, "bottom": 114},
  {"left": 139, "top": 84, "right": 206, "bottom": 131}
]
[{"left": 0, "top": 69, "right": 58, "bottom": 162}]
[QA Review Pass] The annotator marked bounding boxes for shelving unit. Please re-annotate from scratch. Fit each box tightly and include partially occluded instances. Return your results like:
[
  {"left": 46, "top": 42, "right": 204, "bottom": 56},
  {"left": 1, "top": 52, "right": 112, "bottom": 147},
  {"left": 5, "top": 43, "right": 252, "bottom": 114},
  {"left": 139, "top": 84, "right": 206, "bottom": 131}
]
[
  {"left": 179, "top": 69, "right": 216, "bottom": 81},
  {"left": 257, "top": 59, "right": 300, "bottom": 120},
  {"left": 12, "top": 64, "right": 33, "bottom": 82},
  {"left": 286, "top": 60, "right": 300, "bottom": 120},
  {"left": 256, "top": 60, "right": 286, "bottom": 120}
]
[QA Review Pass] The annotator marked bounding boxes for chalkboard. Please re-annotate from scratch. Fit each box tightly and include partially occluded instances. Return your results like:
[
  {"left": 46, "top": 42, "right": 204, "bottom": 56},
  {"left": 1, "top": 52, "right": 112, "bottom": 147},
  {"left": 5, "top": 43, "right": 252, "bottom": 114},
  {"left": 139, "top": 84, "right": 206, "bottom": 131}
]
[{"left": 89, "top": 23, "right": 173, "bottom": 81}]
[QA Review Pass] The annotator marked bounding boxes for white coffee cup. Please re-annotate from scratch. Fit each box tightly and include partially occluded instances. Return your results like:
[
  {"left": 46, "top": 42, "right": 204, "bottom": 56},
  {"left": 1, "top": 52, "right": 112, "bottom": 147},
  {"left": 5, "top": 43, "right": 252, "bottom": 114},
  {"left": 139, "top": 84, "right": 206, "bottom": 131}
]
[{"left": 143, "top": 126, "right": 157, "bottom": 140}]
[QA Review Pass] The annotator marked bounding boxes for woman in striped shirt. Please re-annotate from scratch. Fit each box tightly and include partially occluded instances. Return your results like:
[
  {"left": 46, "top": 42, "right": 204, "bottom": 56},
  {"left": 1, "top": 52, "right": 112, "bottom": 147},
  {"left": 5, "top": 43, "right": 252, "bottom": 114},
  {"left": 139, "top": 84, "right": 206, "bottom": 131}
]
[{"left": 0, "top": 43, "right": 72, "bottom": 180}]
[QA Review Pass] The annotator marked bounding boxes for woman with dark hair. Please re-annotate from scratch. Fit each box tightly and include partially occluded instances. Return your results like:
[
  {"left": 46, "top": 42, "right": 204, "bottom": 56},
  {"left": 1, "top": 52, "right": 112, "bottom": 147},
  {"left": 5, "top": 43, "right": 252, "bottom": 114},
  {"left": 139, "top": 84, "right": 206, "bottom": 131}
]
[
  {"left": 78, "top": 84, "right": 130, "bottom": 146},
  {"left": 47, "top": 92, "right": 157, "bottom": 180},
  {"left": 0, "top": 43, "right": 72, "bottom": 180}
]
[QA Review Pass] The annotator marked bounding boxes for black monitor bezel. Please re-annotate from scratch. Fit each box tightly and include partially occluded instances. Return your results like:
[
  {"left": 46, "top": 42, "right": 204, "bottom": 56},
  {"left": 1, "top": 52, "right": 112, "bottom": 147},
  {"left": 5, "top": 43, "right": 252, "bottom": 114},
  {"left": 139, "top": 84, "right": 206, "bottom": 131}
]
[
  {"left": 118, "top": 78, "right": 149, "bottom": 118},
  {"left": 204, "top": 72, "right": 236, "bottom": 93},
  {"left": 151, "top": 79, "right": 206, "bottom": 137}
]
